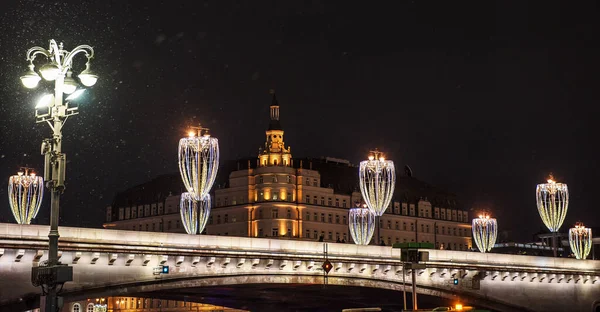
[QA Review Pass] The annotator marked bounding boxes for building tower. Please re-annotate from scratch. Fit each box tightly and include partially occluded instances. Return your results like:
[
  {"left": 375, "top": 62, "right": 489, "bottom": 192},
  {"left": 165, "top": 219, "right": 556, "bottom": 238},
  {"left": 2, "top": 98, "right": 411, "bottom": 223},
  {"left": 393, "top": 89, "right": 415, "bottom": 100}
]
[{"left": 259, "top": 92, "right": 291, "bottom": 167}]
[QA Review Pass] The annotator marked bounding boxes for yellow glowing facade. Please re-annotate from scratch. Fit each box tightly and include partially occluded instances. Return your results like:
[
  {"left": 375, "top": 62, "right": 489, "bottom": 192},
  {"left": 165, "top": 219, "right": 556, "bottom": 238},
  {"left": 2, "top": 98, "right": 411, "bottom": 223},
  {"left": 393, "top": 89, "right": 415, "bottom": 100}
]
[
  {"left": 258, "top": 94, "right": 291, "bottom": 167},
  {"left": 104, "top": 94, "right": 472, "bottom": 249}
]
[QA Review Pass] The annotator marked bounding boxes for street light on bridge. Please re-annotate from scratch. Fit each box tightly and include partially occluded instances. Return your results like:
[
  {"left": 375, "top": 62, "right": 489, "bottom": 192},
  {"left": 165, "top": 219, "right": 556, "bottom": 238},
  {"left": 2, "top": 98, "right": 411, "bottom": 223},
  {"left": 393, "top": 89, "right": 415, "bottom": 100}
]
[{"left": 21, "top": 39, "right": 98, "bottom": 312}]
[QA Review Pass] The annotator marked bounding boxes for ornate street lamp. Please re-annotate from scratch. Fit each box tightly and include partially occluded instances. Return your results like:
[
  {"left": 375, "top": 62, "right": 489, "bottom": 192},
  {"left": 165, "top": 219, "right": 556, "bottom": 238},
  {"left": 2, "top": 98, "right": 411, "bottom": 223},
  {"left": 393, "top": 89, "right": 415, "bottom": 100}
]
[
  {"left": 536, "top": 174, "right": 569, "bottom": 257},
  {"left": 348, "top": 204, "right": 376, "bottom": 245},
  {"left": 8, "top": 168, "right": 44, "bottom": 224},
  {"left": 569, "top": 222, "right": 592, "bottom": 260},
  {"left": 178, "top": 125, "right": 219, "bottom": 234},
  {"left": 180, "top": 192, "right": 211, "bottom": 235},
  {"left": 359, "top": 149, "right": 395, "bottom": 244},
  {"left": 21, "top": 39, "right": 98, "bottom": 312},
  {"left": 471, "top": 213, "right": 498, "bottom": 253}
]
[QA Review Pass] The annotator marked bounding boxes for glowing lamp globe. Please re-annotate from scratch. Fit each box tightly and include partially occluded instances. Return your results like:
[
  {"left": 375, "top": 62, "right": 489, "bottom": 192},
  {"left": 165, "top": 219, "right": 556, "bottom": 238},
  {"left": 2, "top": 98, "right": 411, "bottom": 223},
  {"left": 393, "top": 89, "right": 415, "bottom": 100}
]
[
  {"left": 20, "top": 65, "right": 41, "bottom": 88},
  {"left": 78, "top": 63, "right": 98, "bottom": 87},
  {"left": 39, "top": 63, "right": 60, "bottom": 81},
  {"left": 8, "top": 170, "right": 44, "bottom": 224},
  {"left": 62, "top": 72, "right": 78, "bottom": 94}
]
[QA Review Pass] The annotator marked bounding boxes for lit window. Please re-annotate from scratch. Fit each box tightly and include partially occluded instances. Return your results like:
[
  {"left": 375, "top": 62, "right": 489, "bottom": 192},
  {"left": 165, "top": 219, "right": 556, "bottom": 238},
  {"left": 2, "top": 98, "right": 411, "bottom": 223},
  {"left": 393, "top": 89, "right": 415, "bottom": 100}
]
[{"left": 72, "top": 303, "right": 81, "bottom": 312}]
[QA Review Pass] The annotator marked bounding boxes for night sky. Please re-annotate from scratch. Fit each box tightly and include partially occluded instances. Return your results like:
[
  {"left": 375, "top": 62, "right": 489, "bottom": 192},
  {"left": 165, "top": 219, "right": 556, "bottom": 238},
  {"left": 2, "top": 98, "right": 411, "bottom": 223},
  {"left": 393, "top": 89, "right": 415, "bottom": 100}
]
[{"left": 1, "top": 1, "right": 599, "bottom": 242}]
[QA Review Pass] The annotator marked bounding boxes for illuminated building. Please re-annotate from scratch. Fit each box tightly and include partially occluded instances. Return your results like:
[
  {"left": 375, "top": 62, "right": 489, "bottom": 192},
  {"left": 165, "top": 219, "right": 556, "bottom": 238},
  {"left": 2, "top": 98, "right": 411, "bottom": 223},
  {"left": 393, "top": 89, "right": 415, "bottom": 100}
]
[{"left": 104, "top": 94, "right": 471, "bottom": 249}]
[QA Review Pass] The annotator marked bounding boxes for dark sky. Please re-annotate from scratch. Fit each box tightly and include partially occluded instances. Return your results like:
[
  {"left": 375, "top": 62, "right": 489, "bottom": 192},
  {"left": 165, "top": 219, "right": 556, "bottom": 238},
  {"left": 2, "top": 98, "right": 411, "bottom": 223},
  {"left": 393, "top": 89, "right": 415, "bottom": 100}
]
[{"left": 0, "top": 1, "right": 599, "bottom": 241}]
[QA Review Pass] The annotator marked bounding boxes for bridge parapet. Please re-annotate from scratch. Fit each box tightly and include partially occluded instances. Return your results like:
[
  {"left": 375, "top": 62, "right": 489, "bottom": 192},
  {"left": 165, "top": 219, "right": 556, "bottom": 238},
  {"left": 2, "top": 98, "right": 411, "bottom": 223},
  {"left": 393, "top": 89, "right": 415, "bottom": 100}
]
[{"left": 0, "top": 224, "right": 599, "bottom": 312}]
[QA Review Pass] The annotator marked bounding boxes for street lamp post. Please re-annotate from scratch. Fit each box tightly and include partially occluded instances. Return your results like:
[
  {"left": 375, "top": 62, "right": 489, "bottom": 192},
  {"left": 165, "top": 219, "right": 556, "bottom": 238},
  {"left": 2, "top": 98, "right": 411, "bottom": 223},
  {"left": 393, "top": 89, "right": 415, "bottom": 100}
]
[{"left": 21, "top": 39, "right": 98, "bottom": 312}]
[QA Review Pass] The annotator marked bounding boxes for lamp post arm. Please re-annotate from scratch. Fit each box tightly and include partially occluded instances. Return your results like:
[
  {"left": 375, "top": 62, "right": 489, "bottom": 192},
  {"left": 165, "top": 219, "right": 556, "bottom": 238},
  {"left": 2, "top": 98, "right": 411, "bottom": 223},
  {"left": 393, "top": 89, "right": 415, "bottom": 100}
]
[
  {"left": 25, "top": 47, "right": 50, "bottom": 62},
  {"left": 62, "top": 45, "right": 94, "bottom": 69}
]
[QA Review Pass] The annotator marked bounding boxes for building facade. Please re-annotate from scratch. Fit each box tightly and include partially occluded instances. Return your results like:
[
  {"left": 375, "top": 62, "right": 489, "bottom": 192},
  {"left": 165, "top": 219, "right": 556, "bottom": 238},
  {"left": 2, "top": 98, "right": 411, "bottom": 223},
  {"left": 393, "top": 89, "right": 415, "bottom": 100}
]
[{"left": 104, "top": 95, "right": 472, "bottom": 250}]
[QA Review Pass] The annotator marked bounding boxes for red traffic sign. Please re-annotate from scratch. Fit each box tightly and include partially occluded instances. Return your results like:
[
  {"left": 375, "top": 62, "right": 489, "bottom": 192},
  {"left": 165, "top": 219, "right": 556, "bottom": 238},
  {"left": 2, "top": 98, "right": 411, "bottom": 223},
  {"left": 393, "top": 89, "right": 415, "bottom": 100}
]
[{"left": 322, "top": 260, "right": 333, "bottom": 273}]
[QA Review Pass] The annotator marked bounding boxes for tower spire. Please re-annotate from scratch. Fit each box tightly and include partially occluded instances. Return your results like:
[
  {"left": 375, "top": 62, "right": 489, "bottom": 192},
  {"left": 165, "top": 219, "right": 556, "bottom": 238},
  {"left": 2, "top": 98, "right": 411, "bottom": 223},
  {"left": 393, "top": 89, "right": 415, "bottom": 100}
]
[{"left": 270, "top": 89, "right": 279, "bottom": 121}]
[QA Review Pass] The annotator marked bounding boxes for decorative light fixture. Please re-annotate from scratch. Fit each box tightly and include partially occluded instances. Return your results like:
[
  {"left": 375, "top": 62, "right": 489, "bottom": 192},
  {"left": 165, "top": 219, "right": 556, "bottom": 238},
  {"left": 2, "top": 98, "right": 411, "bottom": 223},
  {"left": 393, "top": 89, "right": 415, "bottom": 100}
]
[
  {"left": 39, "top": 63, "right": 60, "bottom": 81},
  {"left": 20, "top": 64, "right": 41, "bottom": 88},
  {"left": 348, "top": 204, "right": 376, "bottom": 245},
  {"left": 359, "top": 149, "right": 395, "bottom": 244},
  {"left": 569, "top": 222, "right": 592, "bottom": 260},
  {"left": 536, "top": 174, "right": 569, "bottom": 256},
  {"left": 180, "top": 192, "right": 211, "bottom": 235},
  {"left": 78, "top": 61, "right": 98, "bottom": 87},
  {"left": 8, "top": 168, "right": 44, "bottom": 225},
  {"left": 22, "top": 39, "right": 98, "bottom": 311},
  {"left": 471, "top": 213, "right": 498, "bottom": 253},
  {"left": 62, "top": 71, "right": 78, "bottom": 94},
  {"left": 178, "top": 125, "right": 219, "bottom": 234}
]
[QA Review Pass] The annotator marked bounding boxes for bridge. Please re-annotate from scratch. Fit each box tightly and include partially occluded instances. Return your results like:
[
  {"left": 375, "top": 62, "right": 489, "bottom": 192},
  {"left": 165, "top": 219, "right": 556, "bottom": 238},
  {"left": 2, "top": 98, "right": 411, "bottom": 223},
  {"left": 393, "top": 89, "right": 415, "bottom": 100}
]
[{"left": 0, "top": 223, "right": 598, "bottom": 312}]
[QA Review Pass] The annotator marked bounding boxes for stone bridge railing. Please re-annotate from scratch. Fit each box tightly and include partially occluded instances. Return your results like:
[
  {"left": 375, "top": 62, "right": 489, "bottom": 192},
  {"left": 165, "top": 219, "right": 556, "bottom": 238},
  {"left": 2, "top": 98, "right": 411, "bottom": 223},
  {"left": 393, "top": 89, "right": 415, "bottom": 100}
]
[{"left": 0, "top": 224, "right": 598, "bottom": 312}]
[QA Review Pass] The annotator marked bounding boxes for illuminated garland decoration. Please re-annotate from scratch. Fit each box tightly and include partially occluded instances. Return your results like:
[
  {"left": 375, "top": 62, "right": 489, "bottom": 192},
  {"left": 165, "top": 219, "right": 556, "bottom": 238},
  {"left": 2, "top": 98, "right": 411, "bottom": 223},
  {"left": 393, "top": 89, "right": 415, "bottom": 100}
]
[
  {"left": 180, "top": 192, "right": 211, "bottom": 235},
  {"left": 472, "top": 215, "right": 497, "bottom": 253},
  {"left": 8, "top": 170, "right": 44, "bottom": 224},
  {"left": 569, "top": 222, "right": 592, "bottom": 260},
  {"left": 178, "top": 132, "right": 219, "bottom": 200},
  {"left": 536, "top": 176, "right": 569, "bottom": 233},
  {"left": 348, "top": 207, "right": 375, "bottom": 245},
  {"left": 358, "top": 151, "right": 395, "bottom": 216},
  {"left": 178, "top": 128, "right": 219, "bottom": 235}
]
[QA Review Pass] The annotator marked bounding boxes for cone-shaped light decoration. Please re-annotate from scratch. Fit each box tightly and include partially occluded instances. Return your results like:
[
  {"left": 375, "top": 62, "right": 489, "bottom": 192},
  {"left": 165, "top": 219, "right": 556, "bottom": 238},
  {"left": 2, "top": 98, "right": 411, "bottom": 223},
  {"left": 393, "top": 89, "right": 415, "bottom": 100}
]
[
  {"left": 472, "top": 213, "right": 498, "bottom": 253},
  {"left": 536, "top": 174, "right": 569, "bottom": 233},
  {"left": 178, "top": 126, "right": 219, "bottom": 200},
  {"left": 8, "top": 169, "right": 44, "bottom": 224},
  {"left": 569, "top": 222, "right": 592, "bottom": 260},
  {"left": 349, "top": 204, "right": 376, "bottom": 245},
  {"left": 180, "top": 192, "right": 211, "bottom": 235},
  {"left": 359, "top": 149, "right": 395, "bottom": 216}
]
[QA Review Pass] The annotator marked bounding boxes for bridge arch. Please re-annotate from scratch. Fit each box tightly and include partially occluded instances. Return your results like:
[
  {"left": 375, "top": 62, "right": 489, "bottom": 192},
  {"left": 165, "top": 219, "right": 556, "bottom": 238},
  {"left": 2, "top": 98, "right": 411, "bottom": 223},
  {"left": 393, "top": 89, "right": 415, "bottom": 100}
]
[{"left": 60, "top": 273, "right": 525, "bottom": 311}]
